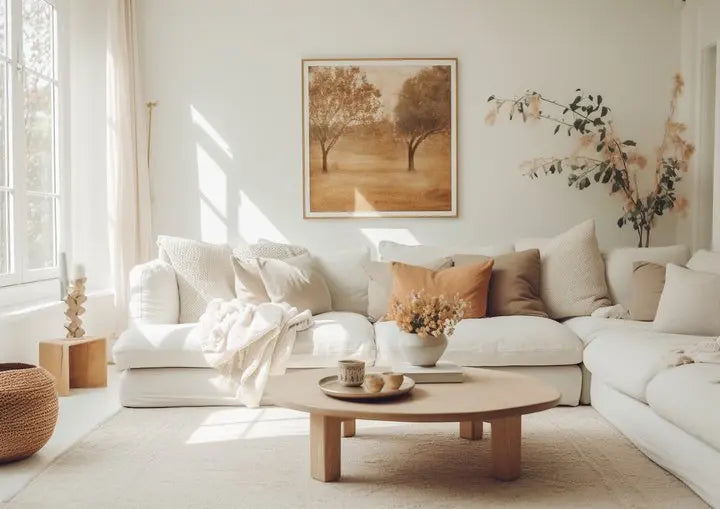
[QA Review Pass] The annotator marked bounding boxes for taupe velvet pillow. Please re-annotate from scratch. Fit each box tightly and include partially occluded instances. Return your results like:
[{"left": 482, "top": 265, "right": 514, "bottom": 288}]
[
  {"left": 630, "top": 261, "right": 666, "bottom": 321},
  {"left": 453, "top": 249, "right": 548, "bottom": 318}
]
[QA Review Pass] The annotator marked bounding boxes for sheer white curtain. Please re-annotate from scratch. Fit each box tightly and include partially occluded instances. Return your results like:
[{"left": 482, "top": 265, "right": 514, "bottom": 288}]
[{"left": 106, "top": 0, "right": 152, "bottom": 329}]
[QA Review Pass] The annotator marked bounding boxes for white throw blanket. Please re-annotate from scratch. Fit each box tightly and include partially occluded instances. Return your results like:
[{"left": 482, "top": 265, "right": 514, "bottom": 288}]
[
  {"left": 195, "top": 299, "right": 313, "bottom": 407},
  {"left": 672, "top": 338, "right": 720, "bottom": 366}
]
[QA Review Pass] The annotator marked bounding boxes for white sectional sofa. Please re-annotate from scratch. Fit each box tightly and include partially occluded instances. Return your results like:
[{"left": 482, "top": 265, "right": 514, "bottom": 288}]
[{"left": 113, "top": 242, "right": 720, "bottom": 506}]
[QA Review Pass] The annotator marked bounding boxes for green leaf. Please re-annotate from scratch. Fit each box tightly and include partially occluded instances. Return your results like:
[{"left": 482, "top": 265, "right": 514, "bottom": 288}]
[
  {"left": 597, "top": 95, "right": 603, "bottom": 105},
  {"left": 594, "top": 172, "right": 602, "bottom": 183},
  {"left": 622, "top": 140, "right": 636, "bottom": 146},
  {"left": 578, "top": 177, "right": 591, "bottom": 190},
  {"left": 554, "top": 125, "right": 560, "bottom": 135},
  {"left": 617, "top": 217, "right": 624, "bottom": 228},
  {"left": 487, "top": 95, "right": 495, "bottom": 102},
  {"left": 596, "top": 142, "right": 605, "bottom": 152},
  {"left": 601, "top": 106, "right": 609, "bottom": 116}
]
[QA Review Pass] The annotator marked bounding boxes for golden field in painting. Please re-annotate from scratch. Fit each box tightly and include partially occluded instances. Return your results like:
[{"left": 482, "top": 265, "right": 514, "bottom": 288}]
[
  {"left": 305, "top": 61, "right": 455, "bottom": 215},
  {"left": 308, "top": 132, "right": 451, "bottom": 213}
]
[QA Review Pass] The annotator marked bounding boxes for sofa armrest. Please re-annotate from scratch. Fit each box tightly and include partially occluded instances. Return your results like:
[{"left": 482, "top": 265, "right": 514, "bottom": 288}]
[{"left": 128, "top": 259, "right": 179, "bottom": 325}]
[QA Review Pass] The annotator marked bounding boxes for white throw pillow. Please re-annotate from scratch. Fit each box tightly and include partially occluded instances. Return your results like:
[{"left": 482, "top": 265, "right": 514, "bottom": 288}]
[
  {"left": 653, "top": 263, "right": 720, "bottom": 336},
  {"left": 364, "top": 257, "right": 452, "bottom": 322},
  {"left": 128, "top": 259, "right": 179, "bottom": 325},
  {"left": 157, "top": 236, "right": 235, "bottom": 323},
  {"left": 256, "top": 254, "right": 332, "bottom": 315},
  {"left": 312, "top": 248, "right": 370, "bottom": 315},
  {"left": 687, "top": 249, "right": 720, "bottom": 275},
  {"left": 535, "top": 220, "right": 611, "bottom": 319},
  {"left": 604, "top": 244, "right": 690, "bottom": 308},
  {"left": 378, "top": 241, "right": 513, "bottom": 265}
]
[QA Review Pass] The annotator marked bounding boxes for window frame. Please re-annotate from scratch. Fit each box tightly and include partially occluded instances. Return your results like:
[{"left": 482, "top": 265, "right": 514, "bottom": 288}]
[{"left": 0, "top": 0, "right": 64, "bottom": 290}]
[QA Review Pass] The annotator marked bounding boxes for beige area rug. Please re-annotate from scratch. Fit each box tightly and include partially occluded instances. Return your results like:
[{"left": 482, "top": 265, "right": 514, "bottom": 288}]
[{"left": 3, "top": 406, "right": 707, "bottom": 509}]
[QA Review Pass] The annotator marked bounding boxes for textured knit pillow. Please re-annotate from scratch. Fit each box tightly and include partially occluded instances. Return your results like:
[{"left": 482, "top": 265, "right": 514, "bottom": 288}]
[
  {"left": 233, "top": 240, "right": 308, "bottom": 261},
  {"left": 256, "top": 254, "right": 331, "bottom": 315},
  {"left": 453, "top": 249, "right": 547, "bottom": 317},
  {"left": 390, "top": 260, "right": 494, "bottom": 319},
  {"left": 535, "top": 220, "right": 610, "bottom": 319},
  {"left": 653, "top": 264, "right": 720, "bottom": 336},
  {"left": 364, "top": 257, "right": 452, "bottom": 322},
  {"left": 629, "top": 261, "right": 666, "bottom": 321},
  {"left": 157, "top": 236, "right": 234, "bottom": 323}
]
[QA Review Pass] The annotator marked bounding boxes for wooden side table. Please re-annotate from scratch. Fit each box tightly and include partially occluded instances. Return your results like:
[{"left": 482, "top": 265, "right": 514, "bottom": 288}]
[{"left": 38, "top": 337, "right": 108, "bottom": 396}]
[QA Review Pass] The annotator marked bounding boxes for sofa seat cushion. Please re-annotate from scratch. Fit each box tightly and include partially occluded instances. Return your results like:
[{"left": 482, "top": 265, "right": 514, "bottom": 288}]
[
  {"left": 646, "top": 363, "right": 720, "bottom": 452},
  {"left": 563, "top": 316, "right": 652, "bottom": 346},
  {"left": 583, "top": 326, "right": 713, "bottom": 403},
  {"left": 374, "top": 316, "right": 583, "bottom": 367},
  {"left": 114, "top": 312, "right": 375, "bottom": 370},
  {"left": 285, "top": 312, "right": 375, "bottom": 368}
]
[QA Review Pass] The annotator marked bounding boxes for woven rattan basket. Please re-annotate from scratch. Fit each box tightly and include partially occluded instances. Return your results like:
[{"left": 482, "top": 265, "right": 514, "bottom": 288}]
[{"left": 0, "top": 363, "right": 59, "bottom": 463}]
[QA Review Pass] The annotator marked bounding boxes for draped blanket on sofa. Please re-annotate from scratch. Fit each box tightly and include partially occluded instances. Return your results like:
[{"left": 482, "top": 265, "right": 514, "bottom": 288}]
[{"left": 195, "top": 300, "right": 313, "bottom": 407}]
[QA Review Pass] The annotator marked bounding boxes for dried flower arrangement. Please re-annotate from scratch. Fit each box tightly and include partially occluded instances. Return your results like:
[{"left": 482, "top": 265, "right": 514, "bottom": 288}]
[
  {"left": 387, "top": 290, "right": 466, "bottom": 337},
  {"left": 485, "top": 74, "right": 694, "bottom": 247}
]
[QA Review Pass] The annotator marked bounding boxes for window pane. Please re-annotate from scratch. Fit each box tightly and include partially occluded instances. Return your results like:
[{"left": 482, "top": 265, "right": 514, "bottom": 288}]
[
  {"left": 0, "top": 191, "right": 8, "bottom": 274},
  {"left": 0, "top": 0, "right": 6, "bottom": 57},
  {"left": 24, "top": 73, "right": 53, "bottom": 192},
  {"left": 25, "top": 194, "right": 55, "bottom": 269},
  {"left": 22, "top": 0, "right": 53, "bottom": 77}
]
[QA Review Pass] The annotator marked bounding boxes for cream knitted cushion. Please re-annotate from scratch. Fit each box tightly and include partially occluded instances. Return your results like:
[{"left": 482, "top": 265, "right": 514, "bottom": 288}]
[
  {"left": 157, "top": 236, "right": 235, "bottom": 323},
  {"left": 536, "top": 220, "right": 611, "bottom": 319}
]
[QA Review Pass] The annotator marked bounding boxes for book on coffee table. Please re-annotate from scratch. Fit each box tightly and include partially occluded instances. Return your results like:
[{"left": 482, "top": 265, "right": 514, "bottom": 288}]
[{"left": 393, "top": 361, "right": 464, "bottom": 383}]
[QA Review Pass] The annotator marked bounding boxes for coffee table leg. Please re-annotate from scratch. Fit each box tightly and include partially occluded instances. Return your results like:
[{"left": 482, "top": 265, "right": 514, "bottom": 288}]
[
  {"left": 310, "top": 414, "right": 342, "bottom": 482},
  {"left": 459, "top": 420, "right": 483, "bottom": 440},
  {"left": 490, "top": 416, "right": 521, "bottom": 481},
  {"left": 342, "top": 419, "right": 356, "bottom": 438}
]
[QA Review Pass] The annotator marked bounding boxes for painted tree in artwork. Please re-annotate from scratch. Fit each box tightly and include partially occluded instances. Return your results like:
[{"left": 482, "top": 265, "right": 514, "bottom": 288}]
[
  {"left": 308, "top": 66, "right": 382, "bottom": 173},
  {"left": 394, "top": 66, "right": 451, "bottom": 171}
]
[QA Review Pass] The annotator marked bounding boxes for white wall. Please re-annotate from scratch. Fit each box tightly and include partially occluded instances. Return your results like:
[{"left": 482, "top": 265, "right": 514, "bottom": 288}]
[{"left": 138, "top": 0, "right": 684, "bottom": 253}]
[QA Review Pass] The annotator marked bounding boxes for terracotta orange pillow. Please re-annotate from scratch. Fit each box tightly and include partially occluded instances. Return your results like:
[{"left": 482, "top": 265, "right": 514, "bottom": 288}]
[{"left": 390, "top": 260, "right": 494, "bottom": 318}]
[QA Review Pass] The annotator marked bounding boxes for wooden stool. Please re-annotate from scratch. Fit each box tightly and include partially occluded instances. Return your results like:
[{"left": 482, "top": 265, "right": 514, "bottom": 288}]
[{"left": 38, "top": 337, "right": 107, "bottom": 396}]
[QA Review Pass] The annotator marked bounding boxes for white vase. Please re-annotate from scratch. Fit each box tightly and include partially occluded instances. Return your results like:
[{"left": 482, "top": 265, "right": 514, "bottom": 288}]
[{"left": 397, "top": 330, "right": 448, "bottom": 367}]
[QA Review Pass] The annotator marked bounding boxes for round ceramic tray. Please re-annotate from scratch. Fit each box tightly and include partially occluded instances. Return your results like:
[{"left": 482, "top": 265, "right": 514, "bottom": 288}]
[{"left": 318, "top": 375, "right": 415, "bottom": 401}]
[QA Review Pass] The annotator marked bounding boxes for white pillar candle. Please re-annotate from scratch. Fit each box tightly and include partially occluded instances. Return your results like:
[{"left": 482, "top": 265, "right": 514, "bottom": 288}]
[{"left": 72, "top": 263, "right": 86, "bottom": 280}]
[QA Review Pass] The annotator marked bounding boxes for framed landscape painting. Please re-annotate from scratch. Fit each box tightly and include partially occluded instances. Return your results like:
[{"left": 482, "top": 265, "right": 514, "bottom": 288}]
[{"left": 302, "top": 58, "right": 458, "bottom": 218}]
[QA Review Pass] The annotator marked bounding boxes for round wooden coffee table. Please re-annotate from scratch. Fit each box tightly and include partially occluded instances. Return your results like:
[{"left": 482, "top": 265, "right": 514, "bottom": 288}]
[{"left": 266, "top": 367, "right": 560, "bottom": 482}]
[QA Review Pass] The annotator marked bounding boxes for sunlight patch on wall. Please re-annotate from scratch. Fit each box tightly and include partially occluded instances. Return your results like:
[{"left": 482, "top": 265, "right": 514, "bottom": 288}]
[
  {"left": 238, "top": 191, "right": 287, "bottom": 244},
  {"left": 197, "top": 145, "right": 227, "bottom": 243},
  {"left": 190, "top": 105, "right": 233, "bottom": 159}
]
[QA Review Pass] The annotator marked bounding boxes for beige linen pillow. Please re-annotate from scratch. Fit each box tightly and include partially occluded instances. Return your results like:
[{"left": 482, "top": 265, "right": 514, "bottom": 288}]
[
  {"left": 535, "top": 220, "right": 611, "bottom": 319},
  {"left": 157, "top": 236, "right": 234, "bottom": 323},
  {"left": 629, "top": 261, "right": 666, "bottom": 321},
  {"left": 232, "top": 257, "right": 270, "bottom": 304},
  {"left": 653, "top": 263, "right": 720, "bottom": 336},
  {"left": 256, "top": 254, "right": 331, "bottom": 315},
  {"left": 365, "top": 257, "right": 452, "bottom": 322},
  {"left": 453, "top": 249, "right": 547, "bottom": 317}
]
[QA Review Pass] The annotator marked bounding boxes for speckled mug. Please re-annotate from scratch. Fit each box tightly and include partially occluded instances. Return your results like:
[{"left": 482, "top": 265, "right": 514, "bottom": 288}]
[{"left": 338, "top": 359, "right": 365, "bottom": 387}]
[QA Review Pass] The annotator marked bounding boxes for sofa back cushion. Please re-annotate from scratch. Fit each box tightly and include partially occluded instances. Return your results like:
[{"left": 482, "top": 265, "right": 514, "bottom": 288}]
[
  {"left": 312, "top": 248, "right": 370, "bottom": 315},
  {"left": 157, "top": 236, "right": 235, "bottom": 323},
  {"left": 653, "top": 263, "right": 720, "bottom": 336},
  {"left": 390, "top": 260, "right": 494, "bottom": 319},
  {"left": 604, "top": 244, "right": 690, "bottom": 308},
  {"left": 128, "top": 259, "right": 179, "bottom": 325},
  {"left": 686, "top": 249, "right": 720, "bottom": 274},
  {"left": 378, "top": 240, "right": 513, "bottom": 265}
]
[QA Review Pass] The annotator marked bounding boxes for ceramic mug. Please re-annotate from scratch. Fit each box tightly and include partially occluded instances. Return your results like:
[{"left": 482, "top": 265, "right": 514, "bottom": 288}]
[
  {"left": 338, "top": 359, "right": 365, "bottom": 387},
  {"left": 382, "top": 372, "right": 404, "bottom": 390},
  {"left": 363, "top": 374, "right": 385, "bottom": 393}
]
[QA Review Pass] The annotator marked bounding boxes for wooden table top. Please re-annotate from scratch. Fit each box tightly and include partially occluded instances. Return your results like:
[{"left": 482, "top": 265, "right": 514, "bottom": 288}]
[{"left": 266, "top": 367, "right": 561, "bottom": 423}]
